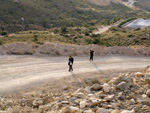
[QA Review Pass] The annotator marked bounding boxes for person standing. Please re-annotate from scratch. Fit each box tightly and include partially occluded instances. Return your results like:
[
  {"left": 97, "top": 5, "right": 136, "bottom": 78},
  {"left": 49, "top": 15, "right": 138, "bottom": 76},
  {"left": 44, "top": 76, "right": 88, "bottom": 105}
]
[
  {"left": 68, "top": 56, "right": 74, "bottom": 71},
  {"left": 89, "top": 49, "right": 94, "bottom": 61}
]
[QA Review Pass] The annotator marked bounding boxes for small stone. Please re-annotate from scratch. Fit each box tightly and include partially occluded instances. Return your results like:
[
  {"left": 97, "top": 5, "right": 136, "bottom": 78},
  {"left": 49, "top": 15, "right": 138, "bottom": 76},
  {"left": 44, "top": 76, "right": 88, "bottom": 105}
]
[
  {"left": 74, "top": 93, "right": 85, "bottom": 98},
  {"left": 91, "top": 84, "right": 102, "bottom": 91},
  {"left": 144, "top": 66, "right": 150, "bottom": 73},
  {"left": 146, "top": 89, "right": 150, "bottom": 96},
  {"left": 85, "top": 86, "right": 91, "bottom": 94},
  {"left": 104, "top": 95, "right": 114, "bottom": 102},
  {"left": 144, "top": 78, "right": 150, "bottom": 85},
  {"left": 62, "top": 85, "right": 68, "bottom": 90},
  {"left": 88, "top": 98, "right": 102, "bottom": 107},
  {"left": 76, "top": 88, "right": 88, "bottom": 94},
  {"left": 84, "top": 109, "right": 94, "bottom": 113},
  {"left": 70, "top": 106, "right": 79, "bottom": 112},
  {"left": 117, "top": 81, "right": 129, "bottom": 90},
  {"left": 137, "top": 97, "right": 150, "bottom": 106},
  {"left": 61, "top": 106, "right": 71, "bottom": 113},
  {"left": 38, "top": 105, "right": 51, "bottom": 113},
  {"left": 103, "top": 83, "right": 110, "bottom": 93},
  {"left": 32, "top": 100, "right": 43, "bottom": 107},
  {"left": 96, "top": 108, "right": 110, "bottom": 113},
  {"left": 131, "top": 98, "right": 135, "bottom": 103},
  {"left": 61, "top": 101, "right": 70, "bottom": 105},
  {"left": 80, "top": 101, "right": 87, "bottom": 109},
  {"left": 111, "top": 109, "right": 120, "bottom": 113},
  {"left": 111, "top": 103, "right": 121, "bottom": 108},
  {"left": 135, "top": 72, "right": 144, "bottom": 77},
  {"left": 121, "top": 110, "right": 135, "bottom": 113}
]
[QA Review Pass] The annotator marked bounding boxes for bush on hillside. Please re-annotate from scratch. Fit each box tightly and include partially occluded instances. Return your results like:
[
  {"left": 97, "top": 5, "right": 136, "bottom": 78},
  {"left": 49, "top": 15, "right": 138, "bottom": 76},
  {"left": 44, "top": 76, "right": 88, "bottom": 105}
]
[
  {"left": 118, "top": 17, "right": 137, "bottom": 27},
  {"left": 0, "top": 39, "right": 3, "bottom": 45},
  {"left": 61, "top": 27, "right": 67, "bottom": 33},
  {"left": 1, "top": 31, "right": 8, "bottom": 36}
]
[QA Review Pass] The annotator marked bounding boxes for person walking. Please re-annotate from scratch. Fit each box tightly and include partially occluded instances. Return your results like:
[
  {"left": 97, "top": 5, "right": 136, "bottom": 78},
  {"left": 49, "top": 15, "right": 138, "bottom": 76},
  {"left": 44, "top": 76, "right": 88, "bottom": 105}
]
[
  {"left": 89, "top": 49, "right": 94, "bottom": 61},
  {"left": 68, "top": 56, "right": 74, "bottom": 71}
]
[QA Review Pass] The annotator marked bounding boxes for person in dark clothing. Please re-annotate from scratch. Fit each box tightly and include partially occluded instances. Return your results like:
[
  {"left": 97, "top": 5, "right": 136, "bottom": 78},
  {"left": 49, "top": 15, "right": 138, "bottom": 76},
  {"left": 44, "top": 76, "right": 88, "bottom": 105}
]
[
  {"left": 68, "top": 56, "right": 74, "bottom": 71},
  {"left": 89, "top": 49, "right": 94, "bottom": 61}
]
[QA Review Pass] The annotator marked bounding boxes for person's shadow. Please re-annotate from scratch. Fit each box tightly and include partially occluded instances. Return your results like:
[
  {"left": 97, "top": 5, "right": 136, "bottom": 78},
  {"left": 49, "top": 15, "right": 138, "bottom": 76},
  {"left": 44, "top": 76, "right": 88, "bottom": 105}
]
[
  {"left": 69, "top": 71, "right": 82, "bottom": 84},
  {"left": 90, "top": 61, "right": 102, "bottom": 73}
]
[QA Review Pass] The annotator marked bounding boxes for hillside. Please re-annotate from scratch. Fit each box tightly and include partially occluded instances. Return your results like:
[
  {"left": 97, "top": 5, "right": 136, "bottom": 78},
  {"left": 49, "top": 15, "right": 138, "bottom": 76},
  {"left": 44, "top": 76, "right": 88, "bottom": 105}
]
[
  {"left": 1, "top": 26, "right": 150, "bottom": 47},
  {"left": 135, "top": 0, "right": 150, "bottom": 12},
  {"left": 0, "top": 0, "right": 147, "bottom": 32},
  {"left": 85, "top": 0, "right": 121, "bottom": 6}
]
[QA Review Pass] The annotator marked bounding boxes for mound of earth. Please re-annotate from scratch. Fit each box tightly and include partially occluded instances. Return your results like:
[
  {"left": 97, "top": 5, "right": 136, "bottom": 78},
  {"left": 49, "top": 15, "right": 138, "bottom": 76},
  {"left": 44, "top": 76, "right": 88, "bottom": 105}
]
[{"left": 1, "top": 43, "right": 150, "bottom": 56}]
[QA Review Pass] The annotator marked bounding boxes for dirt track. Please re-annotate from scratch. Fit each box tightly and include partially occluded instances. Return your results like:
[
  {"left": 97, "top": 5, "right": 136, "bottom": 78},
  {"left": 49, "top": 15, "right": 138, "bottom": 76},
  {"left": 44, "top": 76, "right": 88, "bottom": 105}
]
[{"left": 1, "top": 55, "right": 150, "bottom": 95}]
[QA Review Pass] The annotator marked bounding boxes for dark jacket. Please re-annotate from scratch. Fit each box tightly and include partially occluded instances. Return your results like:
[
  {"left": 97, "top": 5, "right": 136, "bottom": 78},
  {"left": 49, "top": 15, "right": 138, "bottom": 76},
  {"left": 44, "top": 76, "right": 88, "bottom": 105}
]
[
  {"left": 68, "top": 57, "right": 74, "bottom": 65},
  {"left": 90, "top": 50, "right": 94, "bottom": 56}
]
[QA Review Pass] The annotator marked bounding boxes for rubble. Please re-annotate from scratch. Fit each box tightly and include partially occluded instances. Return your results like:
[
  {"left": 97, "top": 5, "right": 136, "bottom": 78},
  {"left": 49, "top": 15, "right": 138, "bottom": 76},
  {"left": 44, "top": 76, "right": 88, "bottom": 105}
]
[{"left": 1, "top": 66, "right": 150, "bottom": 113}]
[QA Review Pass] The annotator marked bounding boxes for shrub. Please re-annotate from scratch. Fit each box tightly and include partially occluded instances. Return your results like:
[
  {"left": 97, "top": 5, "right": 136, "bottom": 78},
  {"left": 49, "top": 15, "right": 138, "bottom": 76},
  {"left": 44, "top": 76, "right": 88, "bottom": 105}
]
[
  {"left": 61, "top": 27, "right": 67, "bottom": 33},
  {"left": 118, "top": 17, "right": 137, "bottom": 27},
  {"left": 86, "top": 39, "right": 92, "bottom": 44},
  {"left": 1, "top": 31, "right": 8, "bottom": 36},
  {"left": 85, "top": 31, "right": 89, "bottom": 36},
  {"left": 0, "top": 39, "right": 3, "bottom": 45},
  {"left": 32, "top": 37, "right": 38, "bottom": 42},
  {"left": 91, "top": 34, "right": 99, "bottom": 38},
  {"left": 93, "top": 38, "right": 100, "bottom": 44},
  {"left": 135, "top": 28, "right": 141, "bottom": 31},
  {"left": 78, "top": 35, "right": 83, "bottom": 38},
  {"left": 34, "top": 35, "right": 38, "bottom": 38}
]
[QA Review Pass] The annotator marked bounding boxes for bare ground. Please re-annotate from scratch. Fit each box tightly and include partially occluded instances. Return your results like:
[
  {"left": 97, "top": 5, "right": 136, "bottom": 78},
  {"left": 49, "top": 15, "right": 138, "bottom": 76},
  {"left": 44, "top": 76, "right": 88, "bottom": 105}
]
[{"left": 1, "top": 55, "right": 150, "bottom": 96}]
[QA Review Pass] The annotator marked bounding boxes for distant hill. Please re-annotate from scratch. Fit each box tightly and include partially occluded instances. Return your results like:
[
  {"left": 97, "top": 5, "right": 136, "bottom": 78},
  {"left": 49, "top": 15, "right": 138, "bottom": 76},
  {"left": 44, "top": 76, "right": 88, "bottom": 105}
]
[
  {"left": 0, "top": 0, "right": 148, "bottom": 32},
  {"left": 135, "top": 0, "right": 150, "bottom": 12}
]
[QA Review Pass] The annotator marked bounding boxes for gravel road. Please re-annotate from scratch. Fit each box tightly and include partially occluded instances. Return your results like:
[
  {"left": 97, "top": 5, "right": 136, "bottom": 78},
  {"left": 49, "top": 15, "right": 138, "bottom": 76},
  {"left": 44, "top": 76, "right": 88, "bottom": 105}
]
[{"left": 1, "top": 55, "right": 150, "bottom": 94}]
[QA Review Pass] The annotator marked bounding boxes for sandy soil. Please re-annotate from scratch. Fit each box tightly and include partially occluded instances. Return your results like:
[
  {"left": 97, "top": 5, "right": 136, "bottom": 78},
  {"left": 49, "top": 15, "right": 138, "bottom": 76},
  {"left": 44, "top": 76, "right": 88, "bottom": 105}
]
[
  {"left": 1, "top": 55, "right": 150, "bottom": 95},
  {"left": 93, "top": 26, "right": 111, "bottom": 34}
]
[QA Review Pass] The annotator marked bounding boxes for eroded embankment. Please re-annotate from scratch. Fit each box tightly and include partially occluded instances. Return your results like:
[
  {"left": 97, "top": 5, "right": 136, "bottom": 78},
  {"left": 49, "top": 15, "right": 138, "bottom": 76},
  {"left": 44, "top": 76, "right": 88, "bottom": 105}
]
[{"left": 0, "top": 43, "right": 150, "bottom": 56}]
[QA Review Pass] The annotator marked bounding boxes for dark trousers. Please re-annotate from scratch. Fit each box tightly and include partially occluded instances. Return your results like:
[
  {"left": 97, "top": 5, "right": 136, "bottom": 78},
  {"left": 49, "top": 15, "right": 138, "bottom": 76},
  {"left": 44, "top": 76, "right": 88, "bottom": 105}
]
[
  {"left": 90, "top": 55, "right": 93, "bottom": 61},
  {"left": 69, "top": 65, "right": 73, "bottom": 71}
]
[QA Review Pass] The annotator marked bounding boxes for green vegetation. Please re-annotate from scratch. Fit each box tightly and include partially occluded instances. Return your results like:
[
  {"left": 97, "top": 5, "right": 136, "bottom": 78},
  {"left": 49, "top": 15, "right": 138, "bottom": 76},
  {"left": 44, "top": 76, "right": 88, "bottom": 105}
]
[
  {"left": 0, "top": 0, "right": 149, "bottom": 29},
  {"left": 118, "top": 17, "right": 137, "bottom": 27},
  {"left": 1, "top": 27, "right": 150, "bottom": 47},
  {"left": 135, "top": 0, "right": 150, "bottom": 12},
  {"left": 100, "top": 27, "right": 150, "bottom": 47},
  {"left": 1, "top": 31, "right": 8, "bottom": 36}
]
